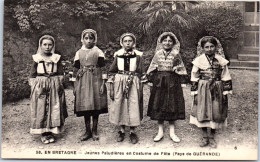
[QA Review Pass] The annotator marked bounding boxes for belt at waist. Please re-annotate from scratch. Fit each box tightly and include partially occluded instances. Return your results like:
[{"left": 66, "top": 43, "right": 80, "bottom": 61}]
[
  {"left": 156, "top": 71, "right": 175, "bottom": 74},
  {"left": 79, "top": 65, "right": 99, "bottom": 73},
  {"left": 37, "top": 73, "right": 58, "bottom": 77},
  {"left": 81, "top": 65, "right": 98, "bottom": 69},
  {"left": 118, "top": 70, "right": 139, "bottom": 75},
  {"left": 157, "top": 70, "right": 173, "bottom": 73},
  {"left": 200, "top": 76, "right": 221, "bottom": 81}
]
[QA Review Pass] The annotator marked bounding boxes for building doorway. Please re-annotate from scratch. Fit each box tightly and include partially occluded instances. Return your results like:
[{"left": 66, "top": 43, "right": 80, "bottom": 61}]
[{"left": 244, "top": 1, "right": 259, "bottom": 48}]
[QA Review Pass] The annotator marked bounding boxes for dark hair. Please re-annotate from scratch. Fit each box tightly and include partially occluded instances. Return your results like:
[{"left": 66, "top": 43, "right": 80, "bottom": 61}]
[
  {"left": 83, "top": 32, "right": 96, "bottom": 41},
  {"left": 160, "top": 35, "right": 176, "bottom": 45},
  {"left": 200, "top": 37, "right": 218, "bottom": 48}
]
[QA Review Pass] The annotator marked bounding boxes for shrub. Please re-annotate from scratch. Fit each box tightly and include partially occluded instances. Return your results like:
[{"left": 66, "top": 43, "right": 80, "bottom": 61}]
[
  {"left": 2, "top": 63, "right": 31, "bottom": 103},
  {"left": 188, "top": 6, "right": 243, "bottom": 58},
  {"left": 189, "top": 7, "right": 243, "bottom": 41},
  {"left": 3, "top": 3, "right": 243, "bottom": 103}
]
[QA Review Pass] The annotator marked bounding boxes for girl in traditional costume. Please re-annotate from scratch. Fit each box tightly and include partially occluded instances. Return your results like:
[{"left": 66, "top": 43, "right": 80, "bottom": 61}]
[
  {"left": 29, "top": 35, "right": 68, "bottom": 144},
  {"left": 72, "top": 29, "right": 107, "bottom": 141},
  {"left": 190, "top": 36, "right": 232, "bottom": 148},
  {"left": 108, "top": 33, "right": 144, "bottom": 144},
  {"left": 146, "top": 32, "right": 187, "bottom": 143}
]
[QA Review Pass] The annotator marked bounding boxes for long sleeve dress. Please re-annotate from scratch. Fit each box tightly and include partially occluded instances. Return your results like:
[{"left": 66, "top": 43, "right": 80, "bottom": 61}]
[
  {"left": 190, "top": 54, "right": 232, "bottom": 129},
  {"left": 29, "top": 53, "right": 68, "bottom": 134},
  {"left": 73, "top": 46, "right": 108, "bottom": 116},
  {"left": 146, "top": 49, "right": 187, "bottom": 121},
  {"left": 108, "top": 50, "right": 143, "bottom": 126}
]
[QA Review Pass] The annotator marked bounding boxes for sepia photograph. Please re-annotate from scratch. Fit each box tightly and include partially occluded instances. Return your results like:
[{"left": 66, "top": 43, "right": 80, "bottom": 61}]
[{"left": 1, "top": 0, "right": 259, "bottom": 160}]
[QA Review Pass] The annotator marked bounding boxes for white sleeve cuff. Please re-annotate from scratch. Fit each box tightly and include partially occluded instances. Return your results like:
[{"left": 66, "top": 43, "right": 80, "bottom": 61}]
[
  {"left": 107, "top": 77, "right": 114, "bottom": 83},
  {"left": 102, "top": 74, "right": 108, "bottom": 80},
  {"left": 223, "top": 90, "right": 232, "bottom": 95},
  {"left": 29, "top": 78, "right": 35, "bottom": 86},
  {"left": 181, "top": 84, "right": 187, "bottom": 88},
  {"left": 191, "top": 91, "right": 198, "bottom": 96},
  {"left": 70, "top": 77, "right": 76, "bottom": 82}
]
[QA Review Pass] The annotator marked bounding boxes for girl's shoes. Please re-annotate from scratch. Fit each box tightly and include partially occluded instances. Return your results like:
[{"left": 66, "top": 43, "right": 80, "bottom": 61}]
[
  {"left": 41, "top": 132, "right": 56, "bottom": 144},
  {"left": 130, "top": 133, "right": 138, "bottom": 144},
  {"left": 209, "top": 138, "right": 217, "bottom": 148},
  {"left": 41, "top": 136, "right": 49, "bottom": 144},
  {"left": 200, "top": 137, "right": 209, "bottom": 147},
  {"left": 117, "top": 131, "right": 125, "bottom": 142},
  {"left": 92, "top": 132, "right": 99, "bottom": 141},
  {"left": 170, "top": 134, "right": 181, "bottom": 143},
  {"left": 80, "top": 132, "right": 92, "bottom": 141},
  {"left": 92, "top": 128, "right": 99, "bottom": 141},
  {"left": 46, "top": 134, "right": 55, "bottom": 143},
  {"left": 117, "top": 131, "right": 138, "bottom": 144},
  {"left": 153, "top": 134, "right": 164, "bottom": 142},
  {"left": 199, "top": 137, "right": 217, "bottom": 148}
]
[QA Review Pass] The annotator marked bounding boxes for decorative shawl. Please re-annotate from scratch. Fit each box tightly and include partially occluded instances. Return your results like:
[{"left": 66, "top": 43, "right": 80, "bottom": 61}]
[
  {"left": 192, "top": 54, "right": 229, "bottom": 70},
  {"left": 147, "top": 32, "right": 187, "bottom": 75}
]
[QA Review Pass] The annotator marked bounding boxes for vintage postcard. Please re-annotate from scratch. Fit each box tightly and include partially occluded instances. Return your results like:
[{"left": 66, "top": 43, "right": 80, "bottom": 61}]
[{"left": 1, "top": 0, "right": 258, "bottom": 160}]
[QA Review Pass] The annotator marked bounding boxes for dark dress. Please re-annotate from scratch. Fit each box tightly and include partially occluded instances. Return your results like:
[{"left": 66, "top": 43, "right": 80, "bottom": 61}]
[
  {"left": 73, "top": 46, "right": 108, "bottom": 117},
  {"left": 147, "top": 49, "right": 187, "bottom": 121}
]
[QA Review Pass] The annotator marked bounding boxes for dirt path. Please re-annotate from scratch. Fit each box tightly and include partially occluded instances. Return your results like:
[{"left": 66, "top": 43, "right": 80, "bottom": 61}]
[{"left": 1, "top": 69, "right": 258, "bottom": 160}]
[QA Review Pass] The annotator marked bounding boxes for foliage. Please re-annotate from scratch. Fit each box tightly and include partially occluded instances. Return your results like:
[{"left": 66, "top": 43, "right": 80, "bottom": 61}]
[
  {"left": 3, "top": 1, "right": 244, "bottom": 103},
  {"left": 189, "top": 6, "right": 243, "bottom": 41},
  {"left": 127, "top": 1, "right": 200, "bottom": 48},
  {"left": 3, "top": 62, "right": 31, "bottom": 103},
  {"left": 188, "top": 6, "right": 243, "bottom": 57},
  {"left": 180, "top": 48, "right": 197, "bottom": 79},
  {"left": 3, "top": 0, "right": 122, "bottom": 102},
  {"left": 5, "top": 0, "right": 119, "bottom": 33}
]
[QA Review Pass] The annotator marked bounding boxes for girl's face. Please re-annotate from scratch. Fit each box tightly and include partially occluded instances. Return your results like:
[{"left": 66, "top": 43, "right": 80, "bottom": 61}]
[
  {"left": 162, "top": 36, "right": 174, "bottom": 50},
  {"left": 83, "top": 33, "right": 95, "bottom": 48},
  {"left": 203, "top": 42, "right": 216, "bottom": 55},
  {"left": 122, "top": 36, "right": 134, "bottom": 51},
  {"left": 41, "top": 39, "right": 54, "bottom": 54}
]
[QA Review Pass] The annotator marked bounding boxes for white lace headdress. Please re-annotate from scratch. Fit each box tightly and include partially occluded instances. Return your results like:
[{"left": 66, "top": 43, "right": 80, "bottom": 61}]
[
  {"left": 36, "top": 35, "right": 55, "bottom": 54},
  {"left": 120, "top": 32, "right": 136, "bottom": 48},
  {"left": 196, "top": 36, "right": 225, "bottom": 58},
  {"left": 155, "top": 32, "right": 180, "bottom": 54},
  {"left": 81, "top": 29, "right": 97, "bottom": 46}
]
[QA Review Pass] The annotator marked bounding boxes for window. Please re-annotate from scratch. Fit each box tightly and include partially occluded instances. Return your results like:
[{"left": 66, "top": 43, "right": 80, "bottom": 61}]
[
  {"left": 244, "top": 2, "right": 259, "bottom": 25},
  {"left": 257, "top": 2, "right": 259, "bottom": 12},
  {"left": 245, "top": 2, "right": 255, "bottom": 12}
]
